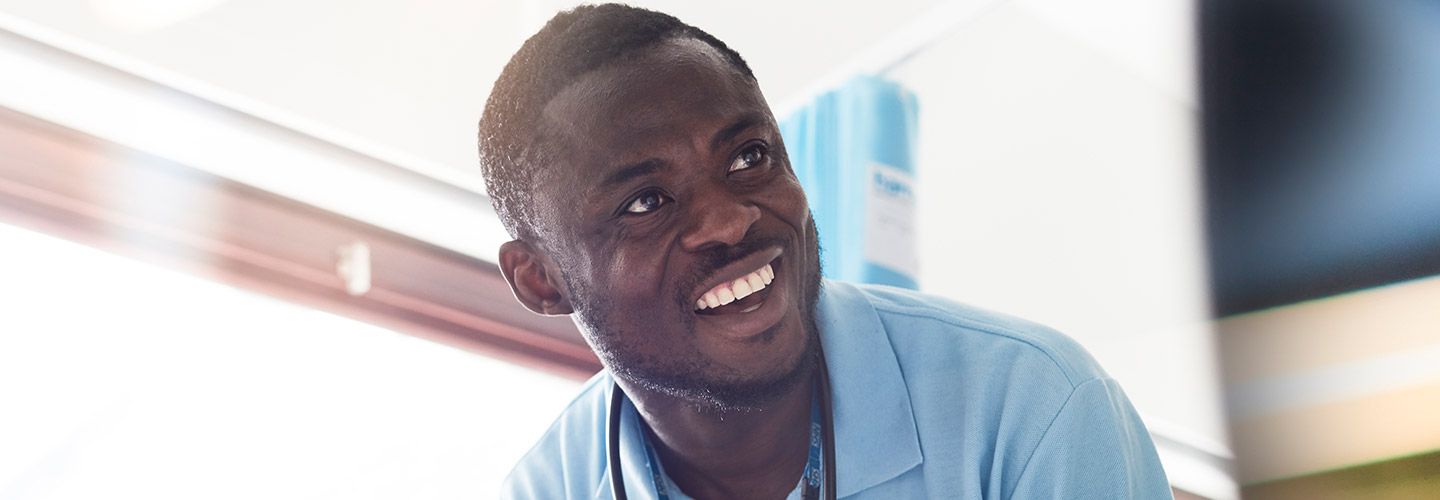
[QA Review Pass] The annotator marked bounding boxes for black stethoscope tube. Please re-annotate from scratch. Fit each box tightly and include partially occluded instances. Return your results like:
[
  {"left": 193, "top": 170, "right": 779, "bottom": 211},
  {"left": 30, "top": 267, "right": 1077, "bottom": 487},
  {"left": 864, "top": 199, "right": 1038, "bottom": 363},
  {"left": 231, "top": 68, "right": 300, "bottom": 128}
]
[
  {"left": 818, "top": 350, "right": 837, "bottom": 500},
  {"left": 607, "top": 350, "right": 837, "bottom": 500},
  {"left": 609, "top": 382, "right": 628, "bottom": 500}
]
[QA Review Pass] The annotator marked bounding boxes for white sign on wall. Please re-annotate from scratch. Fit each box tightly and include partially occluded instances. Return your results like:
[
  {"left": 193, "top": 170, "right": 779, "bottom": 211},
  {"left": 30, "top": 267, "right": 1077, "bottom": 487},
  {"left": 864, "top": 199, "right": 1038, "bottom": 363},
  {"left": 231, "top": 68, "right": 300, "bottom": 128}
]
[{"left": 864, "top": 162, "right": 919, "bottom": 279}]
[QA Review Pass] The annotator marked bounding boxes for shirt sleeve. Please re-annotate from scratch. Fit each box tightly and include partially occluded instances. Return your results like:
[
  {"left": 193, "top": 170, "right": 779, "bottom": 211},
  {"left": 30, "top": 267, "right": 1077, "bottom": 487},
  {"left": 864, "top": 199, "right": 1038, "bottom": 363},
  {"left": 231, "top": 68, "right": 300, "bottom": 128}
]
[{"left": 1007, "top": 378, "right": 1173, "bottom": 500}]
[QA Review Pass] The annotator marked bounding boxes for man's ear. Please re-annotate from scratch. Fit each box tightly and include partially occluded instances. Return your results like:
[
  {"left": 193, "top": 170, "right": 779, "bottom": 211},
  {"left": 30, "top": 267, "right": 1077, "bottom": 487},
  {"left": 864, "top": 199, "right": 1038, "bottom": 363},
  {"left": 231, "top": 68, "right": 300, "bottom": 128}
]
[{"left": 498, "top": 240, "right": 574, "bottom": 316}]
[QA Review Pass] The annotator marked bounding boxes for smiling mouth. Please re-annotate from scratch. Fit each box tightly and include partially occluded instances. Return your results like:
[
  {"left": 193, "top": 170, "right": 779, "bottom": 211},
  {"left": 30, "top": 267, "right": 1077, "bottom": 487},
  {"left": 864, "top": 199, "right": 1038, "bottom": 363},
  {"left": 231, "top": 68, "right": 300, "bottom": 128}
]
[{"left": 694, "top": 262, "right": 776, "bottom": 315}]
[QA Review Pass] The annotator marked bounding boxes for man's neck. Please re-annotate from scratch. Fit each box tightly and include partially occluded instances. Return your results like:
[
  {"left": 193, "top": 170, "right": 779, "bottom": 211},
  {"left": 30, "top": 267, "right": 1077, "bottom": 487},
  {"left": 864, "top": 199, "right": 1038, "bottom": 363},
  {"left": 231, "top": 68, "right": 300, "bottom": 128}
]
[{"left": 620, "top": 370, "right": 816, "bottom": 500}]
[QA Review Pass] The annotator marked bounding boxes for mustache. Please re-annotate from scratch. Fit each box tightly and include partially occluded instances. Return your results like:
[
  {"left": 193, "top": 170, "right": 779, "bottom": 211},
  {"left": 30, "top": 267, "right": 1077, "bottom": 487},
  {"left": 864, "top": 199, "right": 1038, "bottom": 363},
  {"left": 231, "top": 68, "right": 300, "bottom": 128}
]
[{"left": 675, "top": 234, "right": 787, "bottom": 301}]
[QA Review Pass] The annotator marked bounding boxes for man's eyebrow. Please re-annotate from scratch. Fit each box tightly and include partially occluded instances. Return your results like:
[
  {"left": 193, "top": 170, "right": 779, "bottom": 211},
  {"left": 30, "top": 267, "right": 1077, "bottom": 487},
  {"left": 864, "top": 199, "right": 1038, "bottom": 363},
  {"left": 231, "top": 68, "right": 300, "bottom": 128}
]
[
  {"left": 599, "top": 159, "right": 666, "bottom": 191},
  {"left": 595, "top": 114, "right": 765, "bottom": 193},
  {"left": 711, "top": 113, "right": 766, "bottom": 150}
]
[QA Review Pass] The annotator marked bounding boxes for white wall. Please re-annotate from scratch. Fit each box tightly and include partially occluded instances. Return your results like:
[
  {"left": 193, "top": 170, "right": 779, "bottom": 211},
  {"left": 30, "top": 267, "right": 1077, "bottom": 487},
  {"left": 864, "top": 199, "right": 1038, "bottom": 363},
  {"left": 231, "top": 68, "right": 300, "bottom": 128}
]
[{"left": 887, "top": 1, "right": 1230, "bottom": 496}]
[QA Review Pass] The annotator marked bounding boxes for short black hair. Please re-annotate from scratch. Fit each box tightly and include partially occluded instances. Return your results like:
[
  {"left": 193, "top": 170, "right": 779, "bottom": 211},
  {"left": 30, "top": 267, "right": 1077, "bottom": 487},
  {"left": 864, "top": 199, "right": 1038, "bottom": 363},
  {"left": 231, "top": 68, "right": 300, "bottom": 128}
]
[{"left": 477, "top": 3, "right": 755, "bottom": 242}]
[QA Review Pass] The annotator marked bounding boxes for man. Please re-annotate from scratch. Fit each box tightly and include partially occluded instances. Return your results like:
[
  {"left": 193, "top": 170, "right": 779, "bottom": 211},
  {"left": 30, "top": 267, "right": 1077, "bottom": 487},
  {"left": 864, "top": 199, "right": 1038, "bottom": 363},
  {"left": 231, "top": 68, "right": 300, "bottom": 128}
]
[{"left": 481, "top": 4, "right": 1170, "bottom": 499}]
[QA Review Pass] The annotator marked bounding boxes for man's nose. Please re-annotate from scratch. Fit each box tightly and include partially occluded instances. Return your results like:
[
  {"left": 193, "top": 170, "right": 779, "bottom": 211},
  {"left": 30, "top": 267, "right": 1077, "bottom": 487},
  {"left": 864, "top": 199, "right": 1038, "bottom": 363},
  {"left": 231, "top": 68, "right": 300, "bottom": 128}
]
[{"left": 679, "top": 186, "right": 761, "bottom": 252}]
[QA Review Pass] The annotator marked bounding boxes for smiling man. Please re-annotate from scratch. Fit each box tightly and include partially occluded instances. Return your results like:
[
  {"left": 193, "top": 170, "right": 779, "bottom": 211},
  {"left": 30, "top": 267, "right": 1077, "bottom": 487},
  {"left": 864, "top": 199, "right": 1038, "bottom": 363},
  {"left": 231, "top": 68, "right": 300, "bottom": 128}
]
[{"left": 482, "top": 4, "right": 1170, "bottom": 499}]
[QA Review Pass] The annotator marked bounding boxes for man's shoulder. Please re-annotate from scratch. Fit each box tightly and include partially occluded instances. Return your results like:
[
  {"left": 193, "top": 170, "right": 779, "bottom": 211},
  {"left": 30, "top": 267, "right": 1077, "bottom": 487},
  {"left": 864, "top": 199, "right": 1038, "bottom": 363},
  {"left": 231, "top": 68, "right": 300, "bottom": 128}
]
[
  {"left": 824, "top": 282, "right": 1169, "bottom": 498},
  {"left": 500, "top": 370, "right": 613, "bottom": 498},
  {"left": 834, "top": 281, "right": 1108, "bottom": 388}
]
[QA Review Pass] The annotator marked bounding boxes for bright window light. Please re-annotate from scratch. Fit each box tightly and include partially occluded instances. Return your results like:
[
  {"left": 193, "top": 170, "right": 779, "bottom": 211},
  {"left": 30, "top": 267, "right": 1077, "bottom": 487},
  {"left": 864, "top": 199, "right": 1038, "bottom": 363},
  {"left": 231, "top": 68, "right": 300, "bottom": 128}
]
[{"left": 0, "top": 222, "right": 581, "bottom": 499}]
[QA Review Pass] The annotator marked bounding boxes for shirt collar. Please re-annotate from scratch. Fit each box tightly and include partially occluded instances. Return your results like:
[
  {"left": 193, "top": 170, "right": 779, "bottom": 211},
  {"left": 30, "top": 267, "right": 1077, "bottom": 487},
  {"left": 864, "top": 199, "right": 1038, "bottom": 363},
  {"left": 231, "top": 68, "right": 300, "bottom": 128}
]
[{"left": 816, "top": 280, "right": 924, "bottom": 496}]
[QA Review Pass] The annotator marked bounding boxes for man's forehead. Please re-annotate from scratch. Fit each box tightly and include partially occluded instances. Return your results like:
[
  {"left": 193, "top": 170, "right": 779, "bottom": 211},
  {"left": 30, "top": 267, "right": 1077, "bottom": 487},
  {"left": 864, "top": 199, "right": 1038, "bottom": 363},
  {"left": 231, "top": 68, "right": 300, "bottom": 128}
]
[
  {"left": 534, "top": 38, "right": 771, "bottom": 192},
  {"left": 540, "top": 38, "right": 762, "bottom": 141}
]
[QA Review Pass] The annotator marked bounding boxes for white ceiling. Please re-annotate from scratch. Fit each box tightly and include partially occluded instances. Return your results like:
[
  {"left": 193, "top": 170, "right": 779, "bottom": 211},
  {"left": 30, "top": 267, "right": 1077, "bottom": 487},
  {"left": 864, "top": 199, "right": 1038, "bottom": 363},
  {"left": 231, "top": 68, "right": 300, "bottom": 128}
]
[
  {"left": 0, "top": 0, "right": 954, "bottom": 189},
  {"left": 0, "top": 0, "right": 1194, "bottom": 192}
]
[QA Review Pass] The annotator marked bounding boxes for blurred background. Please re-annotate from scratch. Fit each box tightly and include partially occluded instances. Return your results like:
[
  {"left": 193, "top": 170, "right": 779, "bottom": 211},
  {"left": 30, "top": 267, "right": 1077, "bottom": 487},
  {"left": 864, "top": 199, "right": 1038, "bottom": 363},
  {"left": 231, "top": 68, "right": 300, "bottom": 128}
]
[
  {"left": 0, "top": 0, "right": 1433, "bottom": 499},
  {"left": 1204, "top": 1, "right": 1440, "bottom": 498}
]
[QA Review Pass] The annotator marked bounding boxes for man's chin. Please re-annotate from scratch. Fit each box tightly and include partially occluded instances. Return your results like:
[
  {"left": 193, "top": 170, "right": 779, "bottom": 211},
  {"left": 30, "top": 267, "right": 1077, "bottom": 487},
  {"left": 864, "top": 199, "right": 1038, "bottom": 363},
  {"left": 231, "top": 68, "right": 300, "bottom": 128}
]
[
  {"left": 640, "top": 264, "right": 823, "bottom": 412},
  {"left": 642, "top": 349, "right": 815, "bottom": 414},
  {"left": 608, "top": 324, "right": 817, "bottom": 413}
]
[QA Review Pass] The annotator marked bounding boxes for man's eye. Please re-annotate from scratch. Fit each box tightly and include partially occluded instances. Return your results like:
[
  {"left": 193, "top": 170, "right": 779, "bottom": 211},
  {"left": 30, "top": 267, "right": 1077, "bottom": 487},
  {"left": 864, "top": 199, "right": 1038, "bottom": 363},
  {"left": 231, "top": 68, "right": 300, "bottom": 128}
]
[
  {"left": 728, "top": 144, "right": 769, "bottom": 173},
  {"left": 623, "top": 190, "right": 670, "bottom": 214}
]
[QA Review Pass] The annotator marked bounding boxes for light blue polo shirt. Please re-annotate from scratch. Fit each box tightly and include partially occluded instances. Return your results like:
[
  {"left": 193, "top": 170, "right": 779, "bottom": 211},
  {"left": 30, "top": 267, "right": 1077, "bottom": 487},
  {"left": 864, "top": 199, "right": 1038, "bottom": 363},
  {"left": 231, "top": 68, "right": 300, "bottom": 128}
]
[{"left": 502, "top": 280, "right": 1172, "bottom": 499}]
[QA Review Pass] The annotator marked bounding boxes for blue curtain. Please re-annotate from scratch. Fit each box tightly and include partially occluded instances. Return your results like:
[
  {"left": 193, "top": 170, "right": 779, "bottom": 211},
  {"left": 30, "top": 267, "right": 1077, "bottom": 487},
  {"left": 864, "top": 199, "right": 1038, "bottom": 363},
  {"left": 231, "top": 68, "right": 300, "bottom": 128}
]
[{"left": 780, "top": 75, "right": 920, "bottom": 289}]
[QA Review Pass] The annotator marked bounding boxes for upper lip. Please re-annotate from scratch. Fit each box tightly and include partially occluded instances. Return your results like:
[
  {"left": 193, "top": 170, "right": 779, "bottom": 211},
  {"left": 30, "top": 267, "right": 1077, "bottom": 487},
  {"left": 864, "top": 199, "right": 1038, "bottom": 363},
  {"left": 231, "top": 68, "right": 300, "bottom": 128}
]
[{"left": 689, "top": 246, "right": 783, "bottom": 305}]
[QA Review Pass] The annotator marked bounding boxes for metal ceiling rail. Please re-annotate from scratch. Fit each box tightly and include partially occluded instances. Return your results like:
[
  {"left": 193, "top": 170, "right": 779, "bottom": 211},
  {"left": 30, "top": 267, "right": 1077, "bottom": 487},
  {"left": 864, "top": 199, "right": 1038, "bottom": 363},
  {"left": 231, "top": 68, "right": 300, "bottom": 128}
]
[
  {"left": 0, "top": 105, "right": 600, "bottom": 379},
  {"left": 0, "top": 11, "right": 510, "bottom": 263}
]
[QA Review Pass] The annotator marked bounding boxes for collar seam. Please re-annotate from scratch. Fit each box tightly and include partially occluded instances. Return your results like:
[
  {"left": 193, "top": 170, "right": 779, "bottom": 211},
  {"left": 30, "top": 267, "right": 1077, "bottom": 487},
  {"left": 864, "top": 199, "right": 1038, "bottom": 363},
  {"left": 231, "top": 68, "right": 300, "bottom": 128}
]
[{"left": 1002, "top": 377, "right": 1112, "bottom": 500}]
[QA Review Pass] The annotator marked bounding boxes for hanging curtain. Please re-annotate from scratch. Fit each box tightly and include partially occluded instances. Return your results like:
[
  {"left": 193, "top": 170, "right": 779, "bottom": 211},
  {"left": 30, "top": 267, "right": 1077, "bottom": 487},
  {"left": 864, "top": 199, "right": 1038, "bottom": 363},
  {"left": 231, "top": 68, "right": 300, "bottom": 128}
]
[{"left": 780, "top": 75, "right": 920, "bottom": 289}]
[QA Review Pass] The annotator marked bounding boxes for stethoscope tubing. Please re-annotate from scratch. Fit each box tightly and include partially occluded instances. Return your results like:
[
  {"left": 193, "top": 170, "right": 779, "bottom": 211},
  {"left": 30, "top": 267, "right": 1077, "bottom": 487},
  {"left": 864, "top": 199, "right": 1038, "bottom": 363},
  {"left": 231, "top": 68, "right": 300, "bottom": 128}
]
[{"left": 609, "top": 381, "right": 628, "bottom": 499}]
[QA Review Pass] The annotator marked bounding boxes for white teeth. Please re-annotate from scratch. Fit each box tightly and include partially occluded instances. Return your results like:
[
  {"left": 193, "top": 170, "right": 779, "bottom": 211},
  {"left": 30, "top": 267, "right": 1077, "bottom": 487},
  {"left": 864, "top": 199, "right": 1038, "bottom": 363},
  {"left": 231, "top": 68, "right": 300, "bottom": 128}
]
[
  {"left": 717, "top": 287, "right": 735, "bottom": 305},
  {"left": 732, "top": 279, "right": 753, "bottom": 300},
  {"left": 747, "top": 273, "right": 764, "bottom": 291},
  {"left": 694, "top": 262, "right": 777, "bottom": 311}
]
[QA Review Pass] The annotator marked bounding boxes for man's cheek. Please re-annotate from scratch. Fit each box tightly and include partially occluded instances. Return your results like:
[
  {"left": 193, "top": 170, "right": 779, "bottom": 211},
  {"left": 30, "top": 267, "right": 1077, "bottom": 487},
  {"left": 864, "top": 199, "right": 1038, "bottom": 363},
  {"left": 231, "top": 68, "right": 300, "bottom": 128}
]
[{"left": 607, "top": 251, "right": 667, "bottom": 298}]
